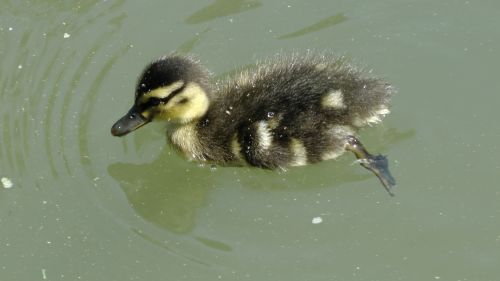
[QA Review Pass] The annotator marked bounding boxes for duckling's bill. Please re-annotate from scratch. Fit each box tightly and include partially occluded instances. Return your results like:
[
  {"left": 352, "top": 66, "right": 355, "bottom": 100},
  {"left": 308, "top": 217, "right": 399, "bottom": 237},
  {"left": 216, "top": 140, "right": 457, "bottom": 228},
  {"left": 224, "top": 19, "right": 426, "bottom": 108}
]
[{"left": 111, "top": 105, "right": 151, "bottom": 137}]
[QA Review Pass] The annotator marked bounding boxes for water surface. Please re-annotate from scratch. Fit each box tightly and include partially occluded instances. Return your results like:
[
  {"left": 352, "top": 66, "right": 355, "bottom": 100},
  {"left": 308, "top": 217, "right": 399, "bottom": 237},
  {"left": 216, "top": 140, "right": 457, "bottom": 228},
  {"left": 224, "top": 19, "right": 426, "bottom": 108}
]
[{"left": 1, "top": 0, "right": 499, "bottom": 280}]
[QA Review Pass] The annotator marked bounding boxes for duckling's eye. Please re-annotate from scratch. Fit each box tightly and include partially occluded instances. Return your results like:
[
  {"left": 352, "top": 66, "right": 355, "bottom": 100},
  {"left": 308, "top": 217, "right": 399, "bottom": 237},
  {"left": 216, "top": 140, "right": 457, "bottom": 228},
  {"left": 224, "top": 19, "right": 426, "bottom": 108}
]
[{"left": 177, "top": 97, "right": 189, "bottom": 104}]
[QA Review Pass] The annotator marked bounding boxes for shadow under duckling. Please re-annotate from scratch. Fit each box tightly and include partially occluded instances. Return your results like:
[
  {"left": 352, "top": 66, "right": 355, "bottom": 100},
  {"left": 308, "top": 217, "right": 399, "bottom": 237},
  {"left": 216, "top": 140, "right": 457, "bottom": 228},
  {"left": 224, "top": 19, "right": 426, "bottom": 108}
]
[{"left": 111, "top": 53, "right": 396, "bottom": 196}]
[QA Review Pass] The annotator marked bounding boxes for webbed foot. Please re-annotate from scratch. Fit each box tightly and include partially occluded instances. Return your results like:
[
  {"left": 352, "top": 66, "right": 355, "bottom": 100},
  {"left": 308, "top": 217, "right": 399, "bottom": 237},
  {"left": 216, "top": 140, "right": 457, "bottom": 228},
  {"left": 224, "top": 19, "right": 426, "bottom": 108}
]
[{"left": 346, "top": 136, "right": 396, "bottom": 196}]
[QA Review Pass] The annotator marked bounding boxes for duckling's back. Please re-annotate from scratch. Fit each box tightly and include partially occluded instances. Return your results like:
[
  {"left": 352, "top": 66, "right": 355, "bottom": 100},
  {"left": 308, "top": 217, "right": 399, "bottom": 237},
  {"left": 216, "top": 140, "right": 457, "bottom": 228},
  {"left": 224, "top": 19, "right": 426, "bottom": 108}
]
[{"left": 197, "top": 54, "right": 393, "bottom": 169}]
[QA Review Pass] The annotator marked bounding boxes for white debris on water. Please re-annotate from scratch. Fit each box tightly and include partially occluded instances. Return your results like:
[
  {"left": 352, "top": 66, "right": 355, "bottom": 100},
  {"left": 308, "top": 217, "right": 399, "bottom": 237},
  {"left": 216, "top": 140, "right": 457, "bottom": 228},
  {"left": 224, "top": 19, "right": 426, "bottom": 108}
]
[
  {"left": 311, "top": 216, "right": 323, "bottom": 224},
  {"left": 1, "top": 177, "right": 13, "bottom": 189},
  {"left": 63, "top": 32, "right": 70, "bottom": 38},
  {"left": 42, "top": 268, "right": 47, "bottom": 279}
]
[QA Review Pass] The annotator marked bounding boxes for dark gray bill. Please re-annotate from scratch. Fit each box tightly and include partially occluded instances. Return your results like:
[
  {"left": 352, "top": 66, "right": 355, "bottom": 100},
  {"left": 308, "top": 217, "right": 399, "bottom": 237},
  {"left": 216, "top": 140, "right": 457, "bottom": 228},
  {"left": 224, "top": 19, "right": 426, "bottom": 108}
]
[{"left": 111, "top": 105, "right": 150, "bottom": 137}]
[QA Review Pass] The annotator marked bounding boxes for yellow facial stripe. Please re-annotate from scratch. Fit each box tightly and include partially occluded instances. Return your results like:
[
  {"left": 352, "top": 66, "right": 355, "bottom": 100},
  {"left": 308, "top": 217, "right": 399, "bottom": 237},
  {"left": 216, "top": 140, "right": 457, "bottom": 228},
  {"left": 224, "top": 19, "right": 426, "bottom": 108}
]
[
  {"left": 154, "top": 82, "right": 210, "bottom": 123},
  {"left": 139, "top": 81, "right": 185, "bottom": 103},
  {"left": 141, "top": 110, "right": 152, "bottom": 119}
]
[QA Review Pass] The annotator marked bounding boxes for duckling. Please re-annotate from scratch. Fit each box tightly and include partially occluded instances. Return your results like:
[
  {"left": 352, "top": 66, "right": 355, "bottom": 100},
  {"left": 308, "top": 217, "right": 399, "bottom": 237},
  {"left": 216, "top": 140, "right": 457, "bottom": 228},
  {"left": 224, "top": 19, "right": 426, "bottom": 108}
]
[{"left": 111, "top": 53, "right": 396, "bottom": 196}]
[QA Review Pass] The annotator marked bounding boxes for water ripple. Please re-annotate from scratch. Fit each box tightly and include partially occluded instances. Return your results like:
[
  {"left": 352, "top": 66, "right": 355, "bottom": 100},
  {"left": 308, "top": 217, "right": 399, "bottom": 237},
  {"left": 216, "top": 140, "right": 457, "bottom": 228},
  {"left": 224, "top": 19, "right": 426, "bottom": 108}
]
[{"left": 0, "top": 0, "right": 126, "bottom": 184}]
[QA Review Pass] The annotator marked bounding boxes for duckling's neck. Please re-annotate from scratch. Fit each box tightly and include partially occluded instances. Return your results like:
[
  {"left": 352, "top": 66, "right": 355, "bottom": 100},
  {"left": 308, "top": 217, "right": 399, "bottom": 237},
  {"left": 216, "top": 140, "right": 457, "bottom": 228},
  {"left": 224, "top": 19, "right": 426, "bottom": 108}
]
[
  {"left": 167, "top": 122, "right": 205, "bottom": 162},
  {"left": 162, "top": 82, "right": 213, "bottom": 161}
]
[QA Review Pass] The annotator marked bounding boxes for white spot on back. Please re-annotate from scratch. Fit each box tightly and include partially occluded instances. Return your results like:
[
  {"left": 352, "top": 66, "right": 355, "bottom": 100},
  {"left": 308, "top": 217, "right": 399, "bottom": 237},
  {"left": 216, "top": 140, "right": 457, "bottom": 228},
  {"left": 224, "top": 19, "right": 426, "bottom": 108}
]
[
  {"left": 321, "top": 149, "right": 344, "bottom": 161},
  {"left": 322, "top": 90, "right": 345, "bottom": 109},
  {"left": 366, "top": 115, "right": 382, "bottom": 124},
  {"left": 256, "top": 121, "right": 272, "bottom": 150},
  {"left": 377, "top": 107, "right": 390, "bottom": 115},
  {"left": 289, "top": 138, "right": 307, "bottom": 166},
  {"left": 315, "top": 63, "right": 327, "bottom": 71},
  {"left": 321, "top": 125, "right": 352, "bottom": 161},
  {"left": 353, "top": 106, "right": 390, "bottom": 127},
  {"left": 231, "top": 133, "right": 242, "bottom": 159}
]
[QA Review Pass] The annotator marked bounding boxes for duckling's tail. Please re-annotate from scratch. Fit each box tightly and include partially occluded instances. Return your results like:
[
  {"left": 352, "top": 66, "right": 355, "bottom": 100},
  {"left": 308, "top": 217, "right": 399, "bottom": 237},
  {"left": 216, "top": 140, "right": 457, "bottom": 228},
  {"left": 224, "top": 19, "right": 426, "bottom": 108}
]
[{"left": 344, "top": 78, "right": 393, "bottom": 128}]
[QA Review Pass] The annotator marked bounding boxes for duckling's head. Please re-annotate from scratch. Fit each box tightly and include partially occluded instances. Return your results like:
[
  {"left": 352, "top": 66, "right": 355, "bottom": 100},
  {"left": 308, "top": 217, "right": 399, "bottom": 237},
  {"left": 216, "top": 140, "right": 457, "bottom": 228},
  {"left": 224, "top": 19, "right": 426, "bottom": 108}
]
[{"left": 111, "top": 55, "right": 211, "bottom": 137}]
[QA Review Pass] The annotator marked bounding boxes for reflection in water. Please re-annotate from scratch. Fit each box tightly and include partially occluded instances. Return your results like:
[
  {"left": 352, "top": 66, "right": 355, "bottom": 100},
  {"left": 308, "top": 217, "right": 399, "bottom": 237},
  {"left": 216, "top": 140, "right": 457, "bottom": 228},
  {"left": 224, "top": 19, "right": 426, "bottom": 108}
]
[
  {"left": 185, "top": 0, "right": 262, "bottom": 24},
  {"left": 131, "top": 228, "right": 212, "bottom": 266},
  {"left": 278, "top": 13, "right": 347, "bottom": 39},
  {"left": 194, "top": 236, "right": 233, "bottom": 252},
  {"left": 108, "top": 148, "right": 211, "bottom": 234}
]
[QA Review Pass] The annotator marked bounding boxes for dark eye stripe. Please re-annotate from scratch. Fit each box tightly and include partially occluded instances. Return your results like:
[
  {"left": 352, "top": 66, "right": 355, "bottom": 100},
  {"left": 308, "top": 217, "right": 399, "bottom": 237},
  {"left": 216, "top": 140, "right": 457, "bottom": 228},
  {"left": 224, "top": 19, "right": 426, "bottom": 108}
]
[
  {"left": 159, "top": 84, "right": 186, "bottom": 104},
  {"left": 168, "top": 84, "right": 186, "bottom": 97},
  {"left": 144, "top": 97, "right": 161, "bottom": 108},
  {"left": 141, "top": 84, "right": 186, "bottom": 109}
]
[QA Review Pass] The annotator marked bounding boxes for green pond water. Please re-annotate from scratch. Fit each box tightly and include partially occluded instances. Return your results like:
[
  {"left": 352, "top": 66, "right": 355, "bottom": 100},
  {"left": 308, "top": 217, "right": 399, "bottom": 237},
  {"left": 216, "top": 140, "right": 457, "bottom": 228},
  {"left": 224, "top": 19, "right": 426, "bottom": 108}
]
[{"left": 1, "top": 0, "right": 499, "bottom": 280}]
